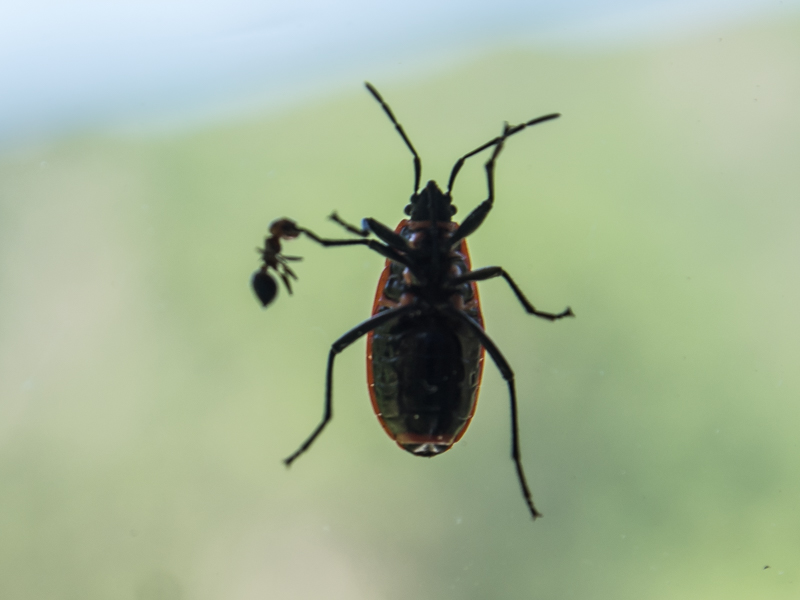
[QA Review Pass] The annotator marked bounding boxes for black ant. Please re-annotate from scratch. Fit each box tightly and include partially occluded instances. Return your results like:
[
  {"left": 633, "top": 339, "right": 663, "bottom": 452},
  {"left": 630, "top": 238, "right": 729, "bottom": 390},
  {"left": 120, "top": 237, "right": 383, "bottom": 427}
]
[{"left": 252, "top": 218, "right": 304, "bottom": 307}]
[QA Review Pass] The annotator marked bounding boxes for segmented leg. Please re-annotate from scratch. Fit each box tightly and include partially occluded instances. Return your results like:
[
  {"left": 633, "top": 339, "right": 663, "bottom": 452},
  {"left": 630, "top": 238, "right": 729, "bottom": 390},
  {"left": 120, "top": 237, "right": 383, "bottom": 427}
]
[
  {"left": 297, "top": 226, "right": 412, "bottom": 267},
  {"left": 448, "top": 113, "right": 560, "bottom": 247},
  {"left": 451, "top": 267, "right": 574, "bottom": 321},
  {"left": 329, "top": 212, "right": 369, "bottom": 236},
  {"left": 328, "top": 212, "right": 411, "bottom": 252},
  {"left": 284, "top": 304, "right": 421, "bottom": 466},
  {"left": 446, "top": 307, "right": 543, "bottom": 520},
  {"left": 448, "top": 122, "right": 510, "bottom": 246}
]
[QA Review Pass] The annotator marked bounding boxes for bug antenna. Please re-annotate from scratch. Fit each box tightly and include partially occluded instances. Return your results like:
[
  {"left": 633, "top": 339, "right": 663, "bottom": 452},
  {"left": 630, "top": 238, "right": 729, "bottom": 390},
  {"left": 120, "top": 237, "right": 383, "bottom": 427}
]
[
  {"left": 447, "top": 112, "right": 561, "bottom": 195},
  {"left": 365, "top": 82, "right": 422, "bottom": 194}
]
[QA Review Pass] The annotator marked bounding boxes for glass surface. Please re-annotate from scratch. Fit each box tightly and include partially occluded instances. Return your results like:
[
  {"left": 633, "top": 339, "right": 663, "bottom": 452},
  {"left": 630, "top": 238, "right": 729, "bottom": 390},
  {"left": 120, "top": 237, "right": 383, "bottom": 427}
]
[{"left": 1, "top": 11, "right": 799, "bottom": 600}]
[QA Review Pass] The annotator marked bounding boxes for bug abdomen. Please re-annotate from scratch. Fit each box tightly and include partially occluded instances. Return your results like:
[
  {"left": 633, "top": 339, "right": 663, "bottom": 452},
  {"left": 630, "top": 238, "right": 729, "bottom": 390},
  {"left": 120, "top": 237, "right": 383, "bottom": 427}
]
[{"left": 370, "top": 314, "right": 482, "bottom": 456}]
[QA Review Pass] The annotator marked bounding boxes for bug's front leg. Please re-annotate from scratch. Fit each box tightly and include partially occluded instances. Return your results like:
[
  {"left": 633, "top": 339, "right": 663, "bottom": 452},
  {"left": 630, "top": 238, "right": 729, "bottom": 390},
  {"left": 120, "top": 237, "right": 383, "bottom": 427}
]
[
  {"left": 447, "top": 113, "right": 560, "bottom": 247},
  {"left": 451, "top": 267, "right": 574, "bottom": 321},
  {"left": 329, "top": 211, "right": 370, "bottom": 237},
  {"left": 329, "top": 211, "right": 411, "bottom": 254},
  {"left": 448, "top": 123, "right": 511, "bottom": 246},
  {"left": 295, "top": 226, "right": 412, "bottom": 267}
]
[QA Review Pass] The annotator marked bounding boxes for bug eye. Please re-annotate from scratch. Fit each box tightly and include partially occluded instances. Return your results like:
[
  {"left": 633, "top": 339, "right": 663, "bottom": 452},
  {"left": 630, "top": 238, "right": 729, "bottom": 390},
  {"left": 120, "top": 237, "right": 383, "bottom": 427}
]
[
  {"left": 450, "top": 204, "right": 457, "bottom": 215},
  {"left": 404, "top": 204, "right": 412, "bottom": 215},
  {"left": 251, "top": 271, "right": 278, "bottom": 307}
]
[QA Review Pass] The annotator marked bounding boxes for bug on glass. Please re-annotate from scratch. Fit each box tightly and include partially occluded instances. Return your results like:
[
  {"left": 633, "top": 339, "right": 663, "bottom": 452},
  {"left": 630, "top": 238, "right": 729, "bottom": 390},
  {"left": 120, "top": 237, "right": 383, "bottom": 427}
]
[{"left": 252, "top": 82, "right": 573, "bottom": 519}]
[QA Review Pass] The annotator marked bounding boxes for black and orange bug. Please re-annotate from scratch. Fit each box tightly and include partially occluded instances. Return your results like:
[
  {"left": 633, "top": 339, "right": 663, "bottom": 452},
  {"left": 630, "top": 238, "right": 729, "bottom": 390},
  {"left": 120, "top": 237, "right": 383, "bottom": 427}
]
[{"left": 252, "top": 82, "right": 574, "bottom": 519}]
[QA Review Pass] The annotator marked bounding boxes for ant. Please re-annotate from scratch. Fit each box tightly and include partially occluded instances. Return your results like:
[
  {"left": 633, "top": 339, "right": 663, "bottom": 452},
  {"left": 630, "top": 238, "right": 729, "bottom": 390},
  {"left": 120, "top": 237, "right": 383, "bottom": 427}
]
[
  {"left": 253, "top": 212, "right": 404, "bottom": 307},
  {"left": 252, "top": 218, "right": 304, "bottom": 307}
]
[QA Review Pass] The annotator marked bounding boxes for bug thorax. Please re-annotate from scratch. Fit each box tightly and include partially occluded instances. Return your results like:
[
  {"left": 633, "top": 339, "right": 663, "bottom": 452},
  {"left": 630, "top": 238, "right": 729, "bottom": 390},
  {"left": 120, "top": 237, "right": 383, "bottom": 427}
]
[
  {"left": 396, "top": 222, "right": 463, "bottom": 303},
  {"left": 404, "top": 180, "right": 456, "bottom": 221}
]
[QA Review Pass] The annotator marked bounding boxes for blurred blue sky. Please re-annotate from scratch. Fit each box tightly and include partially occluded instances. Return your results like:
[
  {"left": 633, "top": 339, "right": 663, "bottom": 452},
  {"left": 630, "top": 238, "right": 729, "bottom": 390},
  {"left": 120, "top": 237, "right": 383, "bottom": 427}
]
[{"left": 1, "top": 0, "right": 796, "bottom": 143}]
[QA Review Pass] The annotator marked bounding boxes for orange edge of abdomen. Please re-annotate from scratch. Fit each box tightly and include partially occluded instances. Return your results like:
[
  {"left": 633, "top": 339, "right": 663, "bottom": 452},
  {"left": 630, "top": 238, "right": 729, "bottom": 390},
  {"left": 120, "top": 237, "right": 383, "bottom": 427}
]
[{"left": 366, "top": 220, "right": 485, "bottom": 447}]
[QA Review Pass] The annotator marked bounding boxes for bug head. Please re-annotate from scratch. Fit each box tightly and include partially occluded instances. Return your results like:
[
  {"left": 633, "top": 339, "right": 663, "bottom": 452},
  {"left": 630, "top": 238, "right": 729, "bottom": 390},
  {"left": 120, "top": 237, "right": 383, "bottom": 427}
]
[{"left": 404, "top": 180, "right": 457, "bottom": 221}]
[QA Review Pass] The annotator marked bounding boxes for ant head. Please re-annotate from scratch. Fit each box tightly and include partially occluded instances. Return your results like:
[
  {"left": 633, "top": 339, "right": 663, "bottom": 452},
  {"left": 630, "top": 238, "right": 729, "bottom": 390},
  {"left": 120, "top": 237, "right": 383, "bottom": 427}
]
[
  {"left": 404, "top": 180, "right": 457, "bottom": 221},
  {"left": 269, "top": 218, "right": 301, "bottom": 240}
]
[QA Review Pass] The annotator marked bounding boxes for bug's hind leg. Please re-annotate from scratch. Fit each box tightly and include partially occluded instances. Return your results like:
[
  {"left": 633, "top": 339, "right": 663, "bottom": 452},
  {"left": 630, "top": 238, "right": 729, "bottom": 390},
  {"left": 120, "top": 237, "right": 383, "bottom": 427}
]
[
  {"left": 283, "top": 304, "right": 420, "bottom": 466},
  {"left": 446, "top": 307, "right": 543, "bottom": 520}
]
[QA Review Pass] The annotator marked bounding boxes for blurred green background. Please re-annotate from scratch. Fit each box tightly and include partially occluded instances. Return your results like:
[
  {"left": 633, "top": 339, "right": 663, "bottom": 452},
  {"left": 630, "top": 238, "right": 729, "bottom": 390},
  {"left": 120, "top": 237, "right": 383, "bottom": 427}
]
[{"left": 2, "top": 12, "right": 800, "bottom": 600}]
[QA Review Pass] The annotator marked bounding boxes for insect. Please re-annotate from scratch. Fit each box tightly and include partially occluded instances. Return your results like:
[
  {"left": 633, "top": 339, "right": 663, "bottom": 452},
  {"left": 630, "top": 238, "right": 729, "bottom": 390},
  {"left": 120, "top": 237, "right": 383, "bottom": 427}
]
[
  {"left": 252, "top": 219, "right": 304, "bottom": 307},
  {"left": 252, "top": 82, "right": 574, "bottom": 519}
]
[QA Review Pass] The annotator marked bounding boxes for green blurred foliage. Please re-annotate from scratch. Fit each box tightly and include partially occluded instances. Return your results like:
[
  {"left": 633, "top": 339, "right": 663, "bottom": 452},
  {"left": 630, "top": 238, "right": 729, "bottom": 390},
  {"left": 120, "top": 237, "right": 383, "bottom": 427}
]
[{"left": 1, "top": 16, "right": 799, "bottom": 600}]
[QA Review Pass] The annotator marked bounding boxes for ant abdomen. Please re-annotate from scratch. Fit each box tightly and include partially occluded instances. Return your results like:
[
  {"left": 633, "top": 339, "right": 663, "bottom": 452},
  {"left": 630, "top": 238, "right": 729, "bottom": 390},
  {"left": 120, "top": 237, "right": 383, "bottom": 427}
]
[{"left": 252, "top": 270, "right": 279, "bottom": 307}]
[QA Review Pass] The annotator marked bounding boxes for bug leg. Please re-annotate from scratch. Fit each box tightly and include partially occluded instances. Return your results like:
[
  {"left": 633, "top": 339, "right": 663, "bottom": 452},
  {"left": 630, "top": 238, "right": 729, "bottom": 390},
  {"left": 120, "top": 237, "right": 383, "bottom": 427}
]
[
  {"left": 447, "top": 113, "right": 560, "bottom": 247},
  {"left": 451, "top": 267, "right": 574, "bottom": 321},
  {"left": 365, "top": 82, "right": 422, "bottom": 194},
  {"left": 329, "top": 212, "right": 411, "bottom": 253},
  {"left": 445, "top": 307, "right": 543, "bottom": 520},
  {"left": 448, "top": 123, "right": 510, "bottom": 246},
  {"left": 297, "top": 227, "right": 414, "bottom": 268},
  {"left": 329, "top": 211, "right": 370, "bottom": 237},
  {"left": 363, "top": 218, "right": 410, "bottom": 251},
  {"left": 284, "top": 304, "right": 421, "bottom": 466}
]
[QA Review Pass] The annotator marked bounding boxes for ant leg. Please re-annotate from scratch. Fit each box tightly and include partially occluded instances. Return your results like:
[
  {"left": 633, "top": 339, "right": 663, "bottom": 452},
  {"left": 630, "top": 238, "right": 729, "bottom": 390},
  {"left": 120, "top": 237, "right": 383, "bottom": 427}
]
[
  {"left": 451, "top": 267, "right": 574, "bottom": 321},
  {"left": 365, "top": 82, "right": 422, "bottom": 194},
  {"left": 278, "top": 271, "right": 294, "bottom": 295},
  {"left": 284, "top": 304, "right": 421, "bottom": 466},
  {"left": 445, "top": 307, "right": 542, "bottom": 520},
  {"left": 280, "top": 263, "right": 298, "bottom": 280}
]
